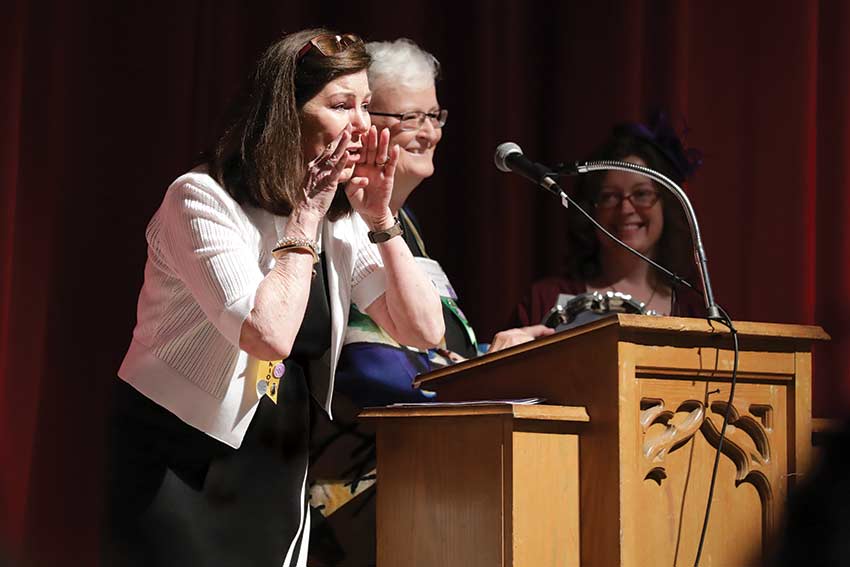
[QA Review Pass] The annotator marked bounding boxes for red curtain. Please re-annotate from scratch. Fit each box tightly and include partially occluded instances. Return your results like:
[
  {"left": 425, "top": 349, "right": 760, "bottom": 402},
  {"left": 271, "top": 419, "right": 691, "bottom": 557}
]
[{"left": 2, "top": 0, "right": 848, "bottom": 563}]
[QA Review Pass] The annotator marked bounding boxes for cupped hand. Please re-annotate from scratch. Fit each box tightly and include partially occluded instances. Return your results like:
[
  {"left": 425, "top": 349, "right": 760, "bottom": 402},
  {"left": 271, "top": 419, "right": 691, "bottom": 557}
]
[
  {"left": 297, "top": 126, "right": 352, "bottom": 220},
  {"left": 345, "top": 126, "right": 398, "bottom": 228},
  {"left": 487, "top": 324, "right": 556, "bottom": 353}
]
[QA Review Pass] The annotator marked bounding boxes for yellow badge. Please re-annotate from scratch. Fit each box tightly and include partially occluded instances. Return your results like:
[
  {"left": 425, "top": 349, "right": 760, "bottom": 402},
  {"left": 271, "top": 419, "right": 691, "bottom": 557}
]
[{"left": 251, "top": 359, "right": 285, "bottom": 404}]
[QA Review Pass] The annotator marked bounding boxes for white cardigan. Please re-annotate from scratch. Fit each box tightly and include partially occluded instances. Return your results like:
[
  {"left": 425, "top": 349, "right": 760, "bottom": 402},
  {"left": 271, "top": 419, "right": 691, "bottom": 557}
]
[{"left": 118, "top": 169, "right": 388, "bottom": 448}]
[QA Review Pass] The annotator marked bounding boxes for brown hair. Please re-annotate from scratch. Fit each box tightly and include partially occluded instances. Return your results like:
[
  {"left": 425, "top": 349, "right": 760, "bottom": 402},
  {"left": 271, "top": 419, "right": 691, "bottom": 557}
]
[{"left": 207, "top": 28, "right": 370, "bottom": 220}]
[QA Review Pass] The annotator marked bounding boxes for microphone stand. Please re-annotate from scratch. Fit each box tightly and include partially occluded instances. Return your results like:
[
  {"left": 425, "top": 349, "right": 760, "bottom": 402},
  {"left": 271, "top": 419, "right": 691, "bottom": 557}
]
[{"left": 555, "top": 159, "right": 722, "bottom": 321}]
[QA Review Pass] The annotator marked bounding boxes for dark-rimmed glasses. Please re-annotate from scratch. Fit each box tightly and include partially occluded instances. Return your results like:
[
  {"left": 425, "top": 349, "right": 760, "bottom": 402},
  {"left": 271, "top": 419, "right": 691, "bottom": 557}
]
[
  {"left": 297, "top": 34, "right": 363, "bottom": 61},
  {"left": 368, "top": 109, "right": 448, "bottom": 131},
  {"left": 594, "top": 187, "right": 660, "bottom": 209}
]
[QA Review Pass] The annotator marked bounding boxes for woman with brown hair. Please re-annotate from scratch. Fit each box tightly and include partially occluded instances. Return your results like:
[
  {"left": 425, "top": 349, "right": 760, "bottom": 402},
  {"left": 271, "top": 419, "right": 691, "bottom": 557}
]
[
  {"left": 105, "top": 28, "right": 443, "bottom": 566},
  {"left": 515, "top": 116, "right": 704, "bottom": 327}
]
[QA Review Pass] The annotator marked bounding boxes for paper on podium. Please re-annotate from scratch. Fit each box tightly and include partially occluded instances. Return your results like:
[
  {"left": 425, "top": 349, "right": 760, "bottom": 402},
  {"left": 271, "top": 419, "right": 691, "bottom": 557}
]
[{"left": 380, "top": 397, "right": 545, "bottom": 409}]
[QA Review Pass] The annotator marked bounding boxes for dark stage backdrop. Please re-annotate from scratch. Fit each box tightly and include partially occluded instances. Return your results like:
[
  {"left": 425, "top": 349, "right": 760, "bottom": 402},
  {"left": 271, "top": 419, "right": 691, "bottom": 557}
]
[{"left": 3, "top": 0, "right": 849, "bottom": 563}]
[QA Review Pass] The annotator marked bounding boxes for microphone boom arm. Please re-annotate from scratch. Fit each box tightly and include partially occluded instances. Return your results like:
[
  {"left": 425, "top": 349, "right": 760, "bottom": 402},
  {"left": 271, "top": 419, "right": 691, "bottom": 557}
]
[{"left": 573, "top": 159, "right": 721, "bottom": 320}]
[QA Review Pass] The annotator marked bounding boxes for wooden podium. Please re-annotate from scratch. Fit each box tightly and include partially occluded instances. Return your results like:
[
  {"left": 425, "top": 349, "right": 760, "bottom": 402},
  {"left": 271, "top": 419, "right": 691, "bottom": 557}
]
[{"left": 361, "top": 314, "right": 829, "bottom": 566}]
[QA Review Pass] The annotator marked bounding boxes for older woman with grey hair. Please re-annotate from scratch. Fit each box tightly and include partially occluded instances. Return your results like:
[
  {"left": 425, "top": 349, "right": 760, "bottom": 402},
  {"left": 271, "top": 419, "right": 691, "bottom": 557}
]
[
  {"left": 307, "top": 38, "right": 550, "bottom": 566},
  {"left": 335, "top": 38, "right": 551, "bottom": 406}
]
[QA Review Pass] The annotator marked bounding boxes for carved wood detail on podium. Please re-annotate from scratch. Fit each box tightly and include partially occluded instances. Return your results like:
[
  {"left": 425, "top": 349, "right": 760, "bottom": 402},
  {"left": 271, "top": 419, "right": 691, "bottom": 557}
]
[
  {"left": 641, "top": 397, "right": 772, "bottom": 484},
  {"left": 634, "top": 378, "right": 785, "bottom": 565}
]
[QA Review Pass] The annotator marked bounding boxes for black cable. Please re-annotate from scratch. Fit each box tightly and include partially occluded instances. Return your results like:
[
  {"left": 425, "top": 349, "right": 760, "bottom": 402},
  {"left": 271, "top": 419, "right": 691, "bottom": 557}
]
[{"left": 692, "top": 306, "right": 739, "bottom": 566}]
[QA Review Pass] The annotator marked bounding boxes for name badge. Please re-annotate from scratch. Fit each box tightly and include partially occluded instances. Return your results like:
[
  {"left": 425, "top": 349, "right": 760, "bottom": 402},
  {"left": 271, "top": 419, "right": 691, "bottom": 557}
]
[
  {"left": 415, "top": 257, "right": 477, "bottom": 349},
  {"left": 415, "top": 257, "right": 457, "bottom": 300},
  {"left": 248, "top": 358, "right": 285, "bottom": 404}
]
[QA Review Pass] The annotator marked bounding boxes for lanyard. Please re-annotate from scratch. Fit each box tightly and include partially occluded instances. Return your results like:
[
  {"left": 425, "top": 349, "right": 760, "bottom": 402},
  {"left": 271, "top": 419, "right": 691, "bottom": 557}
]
[{"left": 442, "top": 296, "right": 477, "bottom": 348}]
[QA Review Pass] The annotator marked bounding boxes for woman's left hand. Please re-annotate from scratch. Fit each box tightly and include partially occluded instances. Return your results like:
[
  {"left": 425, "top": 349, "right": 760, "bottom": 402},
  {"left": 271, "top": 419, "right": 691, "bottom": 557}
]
[
  {"left": 345, "top": 126, "right": 399, "bottom": 228},
  {"left": 487, "top": 324, "right": 556, "bottom": 353}
]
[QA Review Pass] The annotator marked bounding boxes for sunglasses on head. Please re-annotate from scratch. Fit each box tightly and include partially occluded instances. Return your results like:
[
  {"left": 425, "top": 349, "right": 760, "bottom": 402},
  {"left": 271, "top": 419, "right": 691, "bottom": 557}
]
[{"left": 297, "top": 33, "right": 363, "bottom": 61}]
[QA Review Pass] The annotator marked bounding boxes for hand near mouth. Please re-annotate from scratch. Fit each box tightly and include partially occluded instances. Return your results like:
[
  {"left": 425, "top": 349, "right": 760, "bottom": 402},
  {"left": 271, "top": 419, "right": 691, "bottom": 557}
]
[
  {"left": 297, "top": 126, "right": 352, "bottom": 219},
  {"left": 346, "top": 126, "right": 399, "bottom": 228}
]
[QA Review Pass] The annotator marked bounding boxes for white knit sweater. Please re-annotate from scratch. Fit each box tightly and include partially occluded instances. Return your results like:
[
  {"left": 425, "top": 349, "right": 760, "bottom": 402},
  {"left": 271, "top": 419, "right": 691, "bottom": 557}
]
[{"left": 118, "top": 168, "right": 387, "bottom": 448}]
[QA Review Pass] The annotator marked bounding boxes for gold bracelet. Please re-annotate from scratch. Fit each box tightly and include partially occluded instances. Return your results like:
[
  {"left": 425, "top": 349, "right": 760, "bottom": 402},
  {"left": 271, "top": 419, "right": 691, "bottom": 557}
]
[
  {"left": 272, "top": 237, "right": 319, "bottom": 263},
  {"left": 272, "top": 237, "right": 319, "bottom": 278}
]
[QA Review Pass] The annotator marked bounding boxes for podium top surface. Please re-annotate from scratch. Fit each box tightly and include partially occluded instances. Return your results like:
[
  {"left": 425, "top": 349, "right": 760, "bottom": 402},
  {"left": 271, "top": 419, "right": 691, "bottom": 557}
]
[
  {"left": 614, "top": 314, "right": 829, "bottom": 340},
  {"left": 414, "top": 314, "right": 828, "bottom": 388}
]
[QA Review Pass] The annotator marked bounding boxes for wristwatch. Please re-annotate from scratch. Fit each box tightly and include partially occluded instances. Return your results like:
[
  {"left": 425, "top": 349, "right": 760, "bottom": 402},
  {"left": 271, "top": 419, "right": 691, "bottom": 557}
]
[{"left": 367, "top": 216, "right": 404, "bottom": 243}]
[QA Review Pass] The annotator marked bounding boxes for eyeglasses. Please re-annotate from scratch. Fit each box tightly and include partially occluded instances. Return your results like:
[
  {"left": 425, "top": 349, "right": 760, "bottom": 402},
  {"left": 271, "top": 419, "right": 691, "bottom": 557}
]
[
  {"left": 297, "top": 33, "right": 363, "bottom": 61},
  {"left": 368, "top": 109, "right": 448, "bottom": 131},
  {"left": 593, "top": 187, "right": 660, "bottom": 209}
]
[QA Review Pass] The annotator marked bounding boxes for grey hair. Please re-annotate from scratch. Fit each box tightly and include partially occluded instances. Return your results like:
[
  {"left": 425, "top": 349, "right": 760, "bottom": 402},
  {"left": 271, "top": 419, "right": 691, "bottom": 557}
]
[{"left": 365, "top": 38, "right": 440, "bottom": 92}]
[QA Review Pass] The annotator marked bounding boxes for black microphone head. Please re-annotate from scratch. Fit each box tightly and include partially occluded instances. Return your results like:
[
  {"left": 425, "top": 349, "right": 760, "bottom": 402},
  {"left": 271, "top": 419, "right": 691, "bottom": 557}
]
[{"left": 494, "top": 142, "right": 523, "bottom": 173}]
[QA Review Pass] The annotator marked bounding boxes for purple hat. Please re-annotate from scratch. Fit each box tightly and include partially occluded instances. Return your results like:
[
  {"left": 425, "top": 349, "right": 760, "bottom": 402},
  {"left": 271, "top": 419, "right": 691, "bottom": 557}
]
[{"left": 612, "top": 111, "right": 703, "bottom": 181}]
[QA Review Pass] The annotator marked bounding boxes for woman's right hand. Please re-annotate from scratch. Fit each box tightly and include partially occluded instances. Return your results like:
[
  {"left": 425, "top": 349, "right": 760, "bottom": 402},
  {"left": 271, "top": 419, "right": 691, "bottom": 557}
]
[{"left": 296, "top": 125, "right": 353, "bottom": 221}]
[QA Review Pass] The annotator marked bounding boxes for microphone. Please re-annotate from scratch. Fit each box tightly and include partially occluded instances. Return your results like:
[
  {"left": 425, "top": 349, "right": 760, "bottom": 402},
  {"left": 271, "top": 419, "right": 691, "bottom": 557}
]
[{"left": 494, "top": 142, "right": 561, "bottom": 195}]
